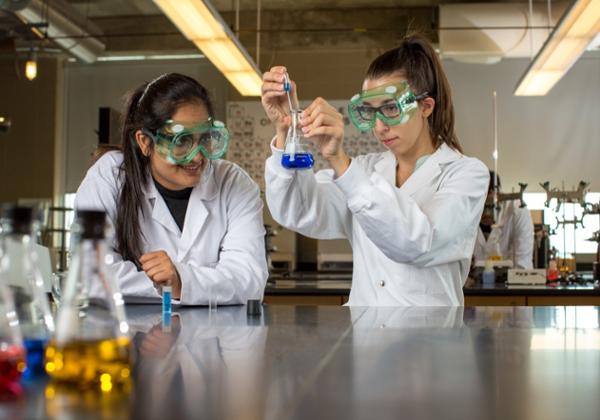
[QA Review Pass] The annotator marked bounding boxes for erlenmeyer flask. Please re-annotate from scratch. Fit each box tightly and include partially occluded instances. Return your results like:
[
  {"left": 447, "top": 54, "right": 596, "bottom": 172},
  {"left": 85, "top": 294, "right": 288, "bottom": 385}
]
[
  {"left": 45, "top": 210, "right": 131, "bottom": 391},
  {"left": 282, "top": 109, "right": 314, "bottom": 170},
  {"left": 0, "top": 258, "right": 25, "bottom": 398},
  {"left": 0, "top": 205, "right": 54, "bottom": 378}
]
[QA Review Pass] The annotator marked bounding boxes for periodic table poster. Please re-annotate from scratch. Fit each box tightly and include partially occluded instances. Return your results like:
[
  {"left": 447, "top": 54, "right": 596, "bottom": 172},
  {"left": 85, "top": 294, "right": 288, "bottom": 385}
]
[{"left": 226, "top": 100, "right": 385, "bottom": 191}]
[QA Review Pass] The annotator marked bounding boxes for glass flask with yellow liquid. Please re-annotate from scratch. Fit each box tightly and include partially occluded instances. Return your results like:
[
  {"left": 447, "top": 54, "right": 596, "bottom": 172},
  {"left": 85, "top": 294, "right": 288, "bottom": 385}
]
[
  {"left": 0, "top": 205, "right": 54, "bottom": 379},
  {"left": 45, "top": 210, "right": 131, "bottom": 392}
]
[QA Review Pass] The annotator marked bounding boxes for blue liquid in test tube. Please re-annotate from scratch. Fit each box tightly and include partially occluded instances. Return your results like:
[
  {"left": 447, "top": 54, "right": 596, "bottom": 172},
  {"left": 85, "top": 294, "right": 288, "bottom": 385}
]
[{"left": 162, "top": 286, "right": 172, "bottom": 331}]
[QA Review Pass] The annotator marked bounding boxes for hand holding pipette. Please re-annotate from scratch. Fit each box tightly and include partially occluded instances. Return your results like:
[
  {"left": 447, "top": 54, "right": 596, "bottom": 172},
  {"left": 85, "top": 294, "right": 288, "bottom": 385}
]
[{"left": 260, "top": 65, "right": 299, "bottom": 149}]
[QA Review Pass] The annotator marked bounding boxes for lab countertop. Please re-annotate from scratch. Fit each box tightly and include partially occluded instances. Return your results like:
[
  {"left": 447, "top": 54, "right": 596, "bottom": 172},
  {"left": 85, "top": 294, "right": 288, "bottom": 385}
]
[
  {"left": 265, "top": 273, "right": 600, "bottom": 296},
  {"left": 6, "top": 305, "right": 600, "bottom": 420}
]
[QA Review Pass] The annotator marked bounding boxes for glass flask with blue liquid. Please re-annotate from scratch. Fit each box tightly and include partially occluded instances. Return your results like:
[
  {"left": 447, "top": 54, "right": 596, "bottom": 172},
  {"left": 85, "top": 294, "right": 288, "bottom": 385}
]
[
  {"left": 280, "top": 73, "right": 314, "bottom": 170},
  {"left": 281, "top": 109, "right": 314, "bottom": 170},
  {"left": 0, "top": 205, "right": 55, "bottom": 379}
]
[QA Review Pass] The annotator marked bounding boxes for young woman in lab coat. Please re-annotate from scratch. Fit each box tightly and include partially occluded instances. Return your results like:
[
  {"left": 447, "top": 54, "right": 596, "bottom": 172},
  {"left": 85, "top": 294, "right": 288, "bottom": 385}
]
[
  {"left": 75, "top": 73, "right": 268, "bottom": 305},
  {"left": 261, "top": 35, "right": 489, "bottom": 306}
]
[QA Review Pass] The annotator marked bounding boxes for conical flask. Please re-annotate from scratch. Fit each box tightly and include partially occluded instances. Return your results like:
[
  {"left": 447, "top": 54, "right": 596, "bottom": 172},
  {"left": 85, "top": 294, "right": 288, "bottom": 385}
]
[
  {"left": 45, "top": 210, "right": 131, "bottom": 391},
  {"left": 0, "top": 256, "right": 25, "bottom": 398},
  {"left": 0, "top": 205, "right": 54, "bottom": 378},
  {"left": 281, "top": 110, "right": 314, "bottom": 170}
]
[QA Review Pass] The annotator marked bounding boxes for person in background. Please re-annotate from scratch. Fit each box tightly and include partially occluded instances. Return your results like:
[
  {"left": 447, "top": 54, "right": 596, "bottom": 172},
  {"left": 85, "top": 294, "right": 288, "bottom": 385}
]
[
  {"left": 261, "top": 34, "right": 489, "bottom": 306},
  {"left": 75, "top": 73, "right": 267, "bottom": 305},
  {"left": 473, "top": 171, "right": 534, "bottom": 269}
]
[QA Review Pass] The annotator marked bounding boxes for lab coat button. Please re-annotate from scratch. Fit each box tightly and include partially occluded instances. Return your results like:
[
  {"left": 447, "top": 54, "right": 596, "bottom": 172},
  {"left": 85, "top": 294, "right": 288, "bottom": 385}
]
[{"left": 379, "top": 280, "right": 385, "bottom": 287}]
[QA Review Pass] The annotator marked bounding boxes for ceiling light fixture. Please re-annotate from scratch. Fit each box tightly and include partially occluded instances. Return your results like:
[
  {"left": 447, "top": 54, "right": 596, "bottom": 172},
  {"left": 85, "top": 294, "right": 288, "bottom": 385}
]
[
  {"left": 514, "top": 0, "right": 600, "bottom": 96},
  {"left": 153, "top": 0, "right": 262, "bottom": 96}
]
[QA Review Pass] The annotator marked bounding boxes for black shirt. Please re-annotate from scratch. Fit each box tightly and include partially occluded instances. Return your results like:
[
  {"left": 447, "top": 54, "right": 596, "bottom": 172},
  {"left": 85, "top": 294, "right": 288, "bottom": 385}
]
[
  {"left": 153, "top": 178, "right": 193, "bottom": 232},
  {"left": 479, "top": 222, "right": 492, "bottom": 240}
]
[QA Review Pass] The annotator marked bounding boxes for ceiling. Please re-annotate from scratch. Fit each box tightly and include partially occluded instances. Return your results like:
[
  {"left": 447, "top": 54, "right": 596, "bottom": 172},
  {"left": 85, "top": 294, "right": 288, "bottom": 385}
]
[
  {"left": 0, "top": 0, "right": 583, "bottom": 60},
  {"left": 64, "top": 0, "right": 555, "bottom": 16}
]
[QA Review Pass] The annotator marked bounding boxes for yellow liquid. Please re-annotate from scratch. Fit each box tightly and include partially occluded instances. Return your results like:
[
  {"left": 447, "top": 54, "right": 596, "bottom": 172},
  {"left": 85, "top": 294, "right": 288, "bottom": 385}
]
[{"left": 45, "top": 337, "right": 131, "bottom": 391}]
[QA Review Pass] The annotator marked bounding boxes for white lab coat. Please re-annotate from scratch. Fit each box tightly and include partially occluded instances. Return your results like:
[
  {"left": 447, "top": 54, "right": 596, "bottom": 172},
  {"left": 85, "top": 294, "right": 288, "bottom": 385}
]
[
  {"left": 265, "top": 142, "right": 489, "bottom": 306},
  {"left": 473, "top": 200, "right": 534, "bottom": 269},
  {"left": 74, "top": 151, "right": 268, "bottom": 305}
]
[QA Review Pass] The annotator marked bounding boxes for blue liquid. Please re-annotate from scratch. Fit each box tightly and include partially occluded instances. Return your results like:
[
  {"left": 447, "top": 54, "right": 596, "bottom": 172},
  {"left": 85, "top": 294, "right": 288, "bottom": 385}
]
[
  {"left": 162, "top": 290, "right": 172, "bottom": 331},
  {"left": 23, "top": 338, "right": 47, "bottom": 378},
  {"left": 282, "top": 153, "right": 314, "bottom": 169},
  {"left": 162, "top": 290, "right": 172, "bottom": 314}
]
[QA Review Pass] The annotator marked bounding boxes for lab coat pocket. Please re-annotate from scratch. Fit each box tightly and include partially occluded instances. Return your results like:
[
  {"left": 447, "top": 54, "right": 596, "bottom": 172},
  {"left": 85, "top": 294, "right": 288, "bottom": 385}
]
[
  {"left": 403, "top": 265, "right": 427, "bottom": 293},
  {"left": 423, "top": 266, "right": 451, "bottom": 298},
  {"left": 185, "top": 243, "right": 220, "bottom": 267},
  {"left": 389, "top": 264, "right": 426, "bottom": 296}
]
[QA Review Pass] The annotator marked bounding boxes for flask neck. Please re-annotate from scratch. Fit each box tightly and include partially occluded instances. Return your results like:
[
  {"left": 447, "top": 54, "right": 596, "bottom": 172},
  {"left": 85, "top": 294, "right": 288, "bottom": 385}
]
[{"left": 74, "top": 239, "right": 107, "bottom": 281}]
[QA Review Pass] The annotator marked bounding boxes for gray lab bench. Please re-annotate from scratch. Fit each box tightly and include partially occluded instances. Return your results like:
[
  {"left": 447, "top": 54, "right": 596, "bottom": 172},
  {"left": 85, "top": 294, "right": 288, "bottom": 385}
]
[{"left": 4, "top": 305, "right": 600, "bottom": 420}]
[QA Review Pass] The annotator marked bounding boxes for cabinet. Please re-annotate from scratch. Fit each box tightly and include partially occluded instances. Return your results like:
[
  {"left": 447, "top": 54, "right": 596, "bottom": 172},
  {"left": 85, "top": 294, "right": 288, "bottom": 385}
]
[{"left": 264, "top": 293, "right": 600, "bottom": 306}]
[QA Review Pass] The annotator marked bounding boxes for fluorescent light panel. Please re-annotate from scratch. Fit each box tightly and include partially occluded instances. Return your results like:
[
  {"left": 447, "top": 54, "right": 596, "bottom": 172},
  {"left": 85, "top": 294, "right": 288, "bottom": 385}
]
[
  {"left": 16, "top": 0, "right": 105, "bottom": 63},
  {"left": 95, "top": 54, "right": 205, "bottom": 62},
  {"left": 514, "top": 0, "right": 600, "bottom": 96},
  {"left": 154, "top": 0, "right": 262, "bottom": 96}
]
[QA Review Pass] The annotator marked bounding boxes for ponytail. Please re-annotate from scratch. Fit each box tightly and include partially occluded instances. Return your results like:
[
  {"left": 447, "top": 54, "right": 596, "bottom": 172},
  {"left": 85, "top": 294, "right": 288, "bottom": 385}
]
[{"left": 366, "top": 34, "right": 462, "bottom": 153}]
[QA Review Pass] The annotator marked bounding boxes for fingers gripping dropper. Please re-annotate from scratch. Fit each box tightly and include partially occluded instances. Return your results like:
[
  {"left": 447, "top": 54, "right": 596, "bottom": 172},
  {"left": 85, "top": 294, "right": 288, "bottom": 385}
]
[{"left": 283, "top": 72, "right": 294, "bottom": 112}]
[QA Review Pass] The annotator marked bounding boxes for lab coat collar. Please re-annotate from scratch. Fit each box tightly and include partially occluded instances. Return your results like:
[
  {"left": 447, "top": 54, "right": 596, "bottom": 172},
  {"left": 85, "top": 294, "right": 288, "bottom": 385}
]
[
  {"left": 144, "top": 179, "right": 180, "bottom": 236},
  {"left": 142, "top": 164, "right": 219, "bottom": 247},
  {"left": 374, "top": 142, "right": 463, "bottom": 195}
]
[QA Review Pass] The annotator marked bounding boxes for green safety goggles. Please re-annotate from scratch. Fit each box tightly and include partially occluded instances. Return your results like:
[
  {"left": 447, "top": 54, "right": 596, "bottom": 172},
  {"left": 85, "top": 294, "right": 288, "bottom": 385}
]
[
  {"left": 348, "top": 81, "right": 428, "bottom": 132},
  {"left": 145, "top": 118, "right": 230, "bottom": 165}
]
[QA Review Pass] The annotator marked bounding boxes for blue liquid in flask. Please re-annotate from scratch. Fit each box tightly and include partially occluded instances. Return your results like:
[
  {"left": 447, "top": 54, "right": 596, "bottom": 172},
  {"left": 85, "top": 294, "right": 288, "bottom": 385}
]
[
  {"left": 23, "top": 338, "right": 48, "bottom": 378},
  {"left": 281, "top": 153, "right": 314, "bottom": 169}
]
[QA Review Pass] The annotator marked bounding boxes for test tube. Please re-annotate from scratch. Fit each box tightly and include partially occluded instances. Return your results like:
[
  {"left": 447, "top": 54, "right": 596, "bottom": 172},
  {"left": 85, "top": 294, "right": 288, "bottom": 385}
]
[
  {"left": 162, "top": 285, "right": 172, "bottom": 332},
  {"left": 208, "top": 283, "right": 217, "bottom": 312}
]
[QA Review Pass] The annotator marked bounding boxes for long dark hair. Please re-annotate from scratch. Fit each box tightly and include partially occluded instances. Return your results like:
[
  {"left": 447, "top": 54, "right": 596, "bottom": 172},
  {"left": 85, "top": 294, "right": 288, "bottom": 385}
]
[
  {"left": 116, "top": 73, "right": 215, "bottom": 263},
  {"left": 365, "top": 34, "right": 462, "bottom": 153}
]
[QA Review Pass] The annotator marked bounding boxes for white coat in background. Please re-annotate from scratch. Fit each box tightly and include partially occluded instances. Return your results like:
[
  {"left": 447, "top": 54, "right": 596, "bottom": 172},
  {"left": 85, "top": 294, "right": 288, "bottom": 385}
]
[
  {"left": 473, "top": 201, "right": 534, "bottom": 269},
  {"left": 265, "top": 142, "right": 489, "bottom": 306},
  {"left": 74, "top": 151, "right": 268, "bottom": 306}
]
